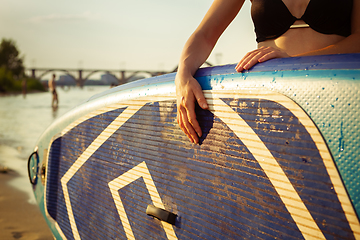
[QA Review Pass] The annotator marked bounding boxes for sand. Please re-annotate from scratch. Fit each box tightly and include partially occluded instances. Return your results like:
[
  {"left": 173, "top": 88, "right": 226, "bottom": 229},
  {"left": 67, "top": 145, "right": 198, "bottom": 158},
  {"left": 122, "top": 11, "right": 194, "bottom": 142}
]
[{"left": 0, "top": 169, "right": 54, "bottom": 240}]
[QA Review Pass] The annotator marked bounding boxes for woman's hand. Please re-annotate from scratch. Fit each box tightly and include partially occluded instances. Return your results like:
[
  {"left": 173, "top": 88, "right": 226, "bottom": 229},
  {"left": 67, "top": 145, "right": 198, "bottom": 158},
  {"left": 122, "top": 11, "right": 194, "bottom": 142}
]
[
  {"left": 175, "top": 73, "right": 208, "bottom": 144},
  {"left": 174, "top": 0, "right": 244, "bottom": 143},
  {"left": 235, "top": 46, "right": 290, "bottom": 72}
]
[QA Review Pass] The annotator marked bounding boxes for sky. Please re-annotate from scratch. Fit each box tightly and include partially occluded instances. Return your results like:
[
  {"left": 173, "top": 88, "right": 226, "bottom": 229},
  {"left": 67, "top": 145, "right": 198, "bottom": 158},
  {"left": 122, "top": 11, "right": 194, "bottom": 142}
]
[{"left": 0, "top": 0, "right": 256, "bottom": 78}]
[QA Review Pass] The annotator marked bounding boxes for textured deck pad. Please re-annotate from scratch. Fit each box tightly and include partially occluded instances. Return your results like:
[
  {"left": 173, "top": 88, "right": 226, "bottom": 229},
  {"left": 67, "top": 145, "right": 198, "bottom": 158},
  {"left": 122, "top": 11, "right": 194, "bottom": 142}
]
[{"left": 46, "top": 90, "right": 359, "bottom": 240}]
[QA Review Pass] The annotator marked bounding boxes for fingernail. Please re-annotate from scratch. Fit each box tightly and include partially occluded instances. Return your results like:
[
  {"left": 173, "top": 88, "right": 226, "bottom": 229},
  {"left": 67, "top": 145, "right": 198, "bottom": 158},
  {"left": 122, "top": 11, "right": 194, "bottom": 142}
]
[{"left": 202, "top": 103, "right": 208, "bottom": 109}]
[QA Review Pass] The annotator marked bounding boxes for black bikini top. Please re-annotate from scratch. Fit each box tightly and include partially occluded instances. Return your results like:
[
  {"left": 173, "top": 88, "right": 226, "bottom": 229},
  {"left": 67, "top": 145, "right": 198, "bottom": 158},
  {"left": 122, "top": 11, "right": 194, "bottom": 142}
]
[{"left": 251, "top": 0, "right": 353, "bottom": 43}]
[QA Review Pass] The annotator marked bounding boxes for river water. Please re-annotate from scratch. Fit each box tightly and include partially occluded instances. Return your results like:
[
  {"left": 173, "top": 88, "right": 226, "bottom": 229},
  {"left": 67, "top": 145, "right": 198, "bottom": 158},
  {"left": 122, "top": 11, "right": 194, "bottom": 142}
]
[{"left": 0, "top": 86, "right": 110, "bottom": 203}]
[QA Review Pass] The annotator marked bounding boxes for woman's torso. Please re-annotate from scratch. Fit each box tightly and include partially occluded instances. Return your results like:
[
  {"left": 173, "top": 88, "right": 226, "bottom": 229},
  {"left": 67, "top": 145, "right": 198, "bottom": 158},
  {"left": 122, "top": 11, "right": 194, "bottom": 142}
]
[{"left": 251, "top": 0, "right": 353, "bottom": 56}]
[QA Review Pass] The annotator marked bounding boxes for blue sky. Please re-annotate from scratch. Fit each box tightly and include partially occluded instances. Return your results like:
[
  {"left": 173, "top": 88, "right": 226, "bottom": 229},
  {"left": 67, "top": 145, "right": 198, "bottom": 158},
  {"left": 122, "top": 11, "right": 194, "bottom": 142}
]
[{"left": 1, "top": 0, "right": 256, "bottom": 74}]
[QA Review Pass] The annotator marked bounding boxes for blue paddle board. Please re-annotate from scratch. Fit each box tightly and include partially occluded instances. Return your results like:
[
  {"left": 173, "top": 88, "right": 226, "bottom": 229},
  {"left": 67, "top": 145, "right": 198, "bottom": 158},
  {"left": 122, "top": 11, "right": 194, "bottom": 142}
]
[{"left": 28, "top": 53, "right": 360, "bottom": 239}]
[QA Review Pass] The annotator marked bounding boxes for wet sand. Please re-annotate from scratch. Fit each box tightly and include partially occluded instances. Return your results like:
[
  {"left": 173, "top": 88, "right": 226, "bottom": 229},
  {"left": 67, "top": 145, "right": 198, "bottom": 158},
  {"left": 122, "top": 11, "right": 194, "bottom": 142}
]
[{"left": 0, "top": 169, "right": 54, "bottom": 240}]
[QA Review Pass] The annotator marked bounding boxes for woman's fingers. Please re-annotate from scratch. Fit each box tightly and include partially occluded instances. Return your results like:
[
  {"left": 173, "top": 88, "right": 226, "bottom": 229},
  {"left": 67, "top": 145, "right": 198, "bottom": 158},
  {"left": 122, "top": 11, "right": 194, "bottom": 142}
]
[
  {"left": 258, "top": 49, "right": 289, "bottom": 62},
  {"left": 235, "top": 46, "right": 289, "bottom": 72},
  {"left": 236, "top": 46, "right": 271, "bottom": 71},
  {"left": 235, "top": 50, "right": 257, "bottom": 72},
  {"left": 177, "top": 106, "right": 198, "bottom": 143},
  {"left": 183, "top": 95, "right": 201, "bottom": 142}
]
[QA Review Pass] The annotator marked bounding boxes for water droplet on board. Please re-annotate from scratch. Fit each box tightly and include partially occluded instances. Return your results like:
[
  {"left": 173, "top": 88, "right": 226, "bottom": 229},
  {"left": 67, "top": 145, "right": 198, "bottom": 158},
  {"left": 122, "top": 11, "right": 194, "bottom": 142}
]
[
  {"left": 322, "top": 87, "right": 325, "bottom": 90},
  {"left": 336, "top": 98, "right": 338, "bottom": 101},
  {"left": 293, "top": 93, "right": 296, "bottom": 96},
  {"left": 331, "top": 104, "right": 334, "bottom": 108}
]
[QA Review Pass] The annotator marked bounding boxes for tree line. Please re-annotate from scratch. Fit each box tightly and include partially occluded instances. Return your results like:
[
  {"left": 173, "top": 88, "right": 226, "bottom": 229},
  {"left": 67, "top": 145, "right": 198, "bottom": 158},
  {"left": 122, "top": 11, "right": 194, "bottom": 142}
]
[{"left": 0, "top": 38, "right": 45, "bottom": 93}]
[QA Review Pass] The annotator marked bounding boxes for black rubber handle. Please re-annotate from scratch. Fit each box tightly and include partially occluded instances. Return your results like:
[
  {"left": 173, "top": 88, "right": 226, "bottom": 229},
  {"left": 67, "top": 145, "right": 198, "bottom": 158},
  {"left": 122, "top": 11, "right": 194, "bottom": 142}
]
[
  {"left": 146, "top": 205, "right": 177, "bottom": 225},
  {"left": 27, "top": 151, "right": 39, "bottom": 185}
]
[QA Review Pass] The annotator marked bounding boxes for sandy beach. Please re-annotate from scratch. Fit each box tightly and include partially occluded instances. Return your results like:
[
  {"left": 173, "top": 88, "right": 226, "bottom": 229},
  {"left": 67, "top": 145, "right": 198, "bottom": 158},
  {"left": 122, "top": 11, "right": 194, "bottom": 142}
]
[{"left": 0, "top": 168, "right": 54, "bottom": 240}]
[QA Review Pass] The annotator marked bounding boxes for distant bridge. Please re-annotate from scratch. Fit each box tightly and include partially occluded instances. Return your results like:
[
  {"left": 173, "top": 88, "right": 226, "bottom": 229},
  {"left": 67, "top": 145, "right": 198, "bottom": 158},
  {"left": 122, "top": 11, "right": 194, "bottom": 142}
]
[
  {"left": 26, "top": 61, "right": 213, "bottom": 86},
  {"left": 27, "top": 68, "right": 167, "bottom": 86}
]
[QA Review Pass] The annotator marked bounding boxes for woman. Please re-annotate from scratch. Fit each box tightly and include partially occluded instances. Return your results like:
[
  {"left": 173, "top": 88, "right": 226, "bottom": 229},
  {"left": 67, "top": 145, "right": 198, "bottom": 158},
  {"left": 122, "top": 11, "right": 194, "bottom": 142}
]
[{"left": 176, "top": 0, "right": 360, "bottom": 143}]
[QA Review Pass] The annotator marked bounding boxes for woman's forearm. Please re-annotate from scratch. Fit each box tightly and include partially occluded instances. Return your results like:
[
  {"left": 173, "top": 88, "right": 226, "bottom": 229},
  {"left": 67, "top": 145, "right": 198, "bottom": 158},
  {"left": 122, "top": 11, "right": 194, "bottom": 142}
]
[
  {"left": 177, "top": 0, "right": 244, "bottom": 78},
  {"left": 177, "top": 31, "right": 218, "bottom": 78}
]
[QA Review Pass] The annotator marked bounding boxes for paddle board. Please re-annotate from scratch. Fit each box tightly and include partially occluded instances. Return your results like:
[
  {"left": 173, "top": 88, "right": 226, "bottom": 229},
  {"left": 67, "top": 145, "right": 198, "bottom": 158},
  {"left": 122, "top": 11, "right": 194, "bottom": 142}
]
[{"left": 28, "top": 53, "right": 360, "bottom": 239}]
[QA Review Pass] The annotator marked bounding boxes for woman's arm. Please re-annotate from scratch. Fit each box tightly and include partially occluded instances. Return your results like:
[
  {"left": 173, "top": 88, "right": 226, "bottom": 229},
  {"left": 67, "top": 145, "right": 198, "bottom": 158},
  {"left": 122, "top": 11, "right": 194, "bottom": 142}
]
[{"left": 176, "top": 0, "right": 245, "bottom": 143}]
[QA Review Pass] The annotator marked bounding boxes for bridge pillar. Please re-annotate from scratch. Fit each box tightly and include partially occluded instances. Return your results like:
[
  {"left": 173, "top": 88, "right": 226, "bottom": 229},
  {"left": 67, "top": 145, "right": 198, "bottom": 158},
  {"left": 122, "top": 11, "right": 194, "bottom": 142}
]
[
  {"left": 120, "top": 71, "right": 126, "bottom": 85},
  {"left": 77, "top": 70, "right": 84, "bottom": 87},
  {"left": 31, "top": 69, "right": 36, "bottom": 79}
]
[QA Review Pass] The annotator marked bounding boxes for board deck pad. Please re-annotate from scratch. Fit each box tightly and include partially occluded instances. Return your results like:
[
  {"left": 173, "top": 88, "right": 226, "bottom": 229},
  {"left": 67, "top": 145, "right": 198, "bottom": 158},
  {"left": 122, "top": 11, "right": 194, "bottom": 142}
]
[{"left": 45, "top": 90, "right": 358, "bottom": 239}]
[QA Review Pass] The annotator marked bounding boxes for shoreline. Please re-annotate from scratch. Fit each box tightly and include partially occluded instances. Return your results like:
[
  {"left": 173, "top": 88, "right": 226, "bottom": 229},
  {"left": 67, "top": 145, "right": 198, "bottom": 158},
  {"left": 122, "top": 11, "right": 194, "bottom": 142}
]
[
  {"left": 0, "top": 90, "right": 46, "bottom": 97},
  {"left": 0, "top": 168, "right": 54, "bottom": 240}
]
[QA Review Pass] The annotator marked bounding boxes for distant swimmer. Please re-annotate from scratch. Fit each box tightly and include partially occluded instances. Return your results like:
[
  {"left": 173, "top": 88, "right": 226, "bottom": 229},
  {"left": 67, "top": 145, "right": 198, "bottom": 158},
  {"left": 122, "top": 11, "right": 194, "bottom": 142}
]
[{"left": 49, "top": 74, "right": 58, "bottom": 108}]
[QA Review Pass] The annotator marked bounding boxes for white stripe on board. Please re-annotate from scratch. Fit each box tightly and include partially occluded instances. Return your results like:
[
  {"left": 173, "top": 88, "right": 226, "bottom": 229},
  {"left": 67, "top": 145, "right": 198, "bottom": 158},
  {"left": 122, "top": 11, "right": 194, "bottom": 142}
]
[
  {"left": 209, "top": 97, "right": 326, "bottom": 240},
  {"left": 60, "top": 103, "right": 146, "bottom": 240},
  {"left": 108, "top": 161, "right": 178, "bottom": 240},
  {"left": 62, "top": 95, "right": 175, "bottom": 136}
]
